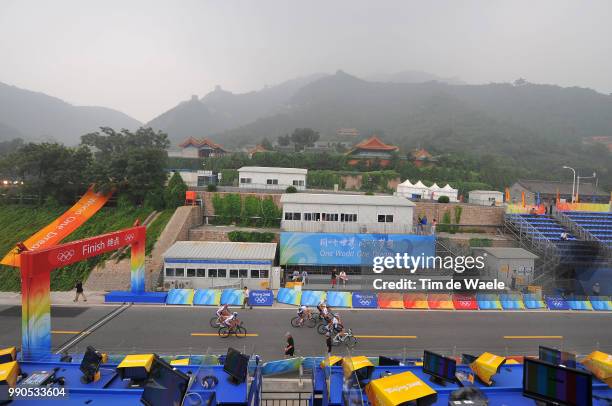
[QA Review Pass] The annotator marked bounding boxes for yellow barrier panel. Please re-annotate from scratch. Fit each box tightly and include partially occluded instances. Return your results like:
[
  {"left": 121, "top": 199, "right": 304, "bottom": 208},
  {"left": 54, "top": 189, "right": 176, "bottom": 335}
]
[
  {"left": 366, "top": 371, "right": 437, "bottom": 406},
  {"left": 582, "top": 351, "right": 612, "bottom": 388},
  {"left": 343, "top": 356, "right": 374, "bottom": 380},
  {"left": 320, "top": 356, "right": 343, "bottom": 368},
  {"left": 1, "top": 186, "right": 112, "bottom": 267},
  {"left": 470, "top": 352, "right": 506, "bottom": 386}
]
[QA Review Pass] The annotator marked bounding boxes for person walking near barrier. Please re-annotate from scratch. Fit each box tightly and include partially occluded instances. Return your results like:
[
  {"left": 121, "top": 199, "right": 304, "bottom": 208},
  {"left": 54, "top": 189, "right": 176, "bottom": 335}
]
[
  {"left": 325, "top": 331, "right": 333, "bottom": 358},
  {"left": 330, "top": 268, "right": 337, "bottom": 289},
  {"left": 73, "top": 280, "right": 86, "bottom": 302},
  {"left": 242, "top": 286, "right": 252, "bottom": 309},
  {"left": 284, "top": 332, "right": 295, "bottom": 357},
  {"left": 339, "top": 270, "right": 348, "bottom": 287},
  {"left": 301, "top": 270, "right": 308, "bottom": 285},
  {"left": 431, "top": 218, "right": 437, "bottom": 235}
]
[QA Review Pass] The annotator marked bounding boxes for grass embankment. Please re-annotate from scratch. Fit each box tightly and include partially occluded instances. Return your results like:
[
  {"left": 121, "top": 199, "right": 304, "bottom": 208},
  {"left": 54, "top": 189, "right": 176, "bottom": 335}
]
[{"left": 0, "top": 205, "right": 174, "bottom": 291}]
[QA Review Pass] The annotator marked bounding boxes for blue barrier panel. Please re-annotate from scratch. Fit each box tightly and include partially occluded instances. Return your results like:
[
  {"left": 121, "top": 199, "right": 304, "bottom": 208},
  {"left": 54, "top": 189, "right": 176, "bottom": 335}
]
[
  {"left": 277, "top": 288, "right": 302, "bottom": 305},
  {"left": 477, "top": 293, "right": 502, "bottom": 310},
  {"left": 193, "top": 289, "right": 221, "bottom": 306},
  {"left": 352, "top": 292, "right": 378, "bottom": 308},
  {"left": 302, "top": 357, "right": 325, "bottom": 371},
  {"left": 105, "top": 291, "right": 167, "bottom": 303},
  {"left": 261, "top": 357, "right": 303, "bottom": 376},
  {"left": 326, "top": 291, "right": 352, "bottom": 307},
  {"left": 545, "top": 296, "right": 570, "bottom": 310},
  {"left": 567, "top": 297, "right": 593, "bottom": 311},
  {"left": 523, "top": 293, "right": 546, "bottom": 309},
  {"left": 221, "top": 289, "right": 243, "bottom": 305},
  {"left": 166, "top": 289, "right": 194, "bottom": 305},
  {"left": 590, "top": 296, "right": 612, "bottom": 311},
  {"left": 249, "top": 290, "right": 274, "bottom": 306},
  {"left": 499, "top": 293, "right": 525, "bottom": 310},
  {"left": 300, "top": 290, "right": 326, "bottom": 306}
]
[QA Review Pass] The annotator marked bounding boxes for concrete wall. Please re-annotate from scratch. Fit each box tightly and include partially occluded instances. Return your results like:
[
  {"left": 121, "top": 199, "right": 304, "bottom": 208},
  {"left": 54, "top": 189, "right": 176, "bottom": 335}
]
[{"left": 414, "top": 201, "right": 505, "bottom": 227}]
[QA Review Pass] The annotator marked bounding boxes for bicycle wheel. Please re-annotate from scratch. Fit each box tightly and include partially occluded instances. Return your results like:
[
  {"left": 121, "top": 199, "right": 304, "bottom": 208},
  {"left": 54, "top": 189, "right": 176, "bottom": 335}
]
[
  {"left": 290, "top": 316, "right": 302, "bottom": 328},
  {"left": 305, "top": 316, "right": 317, "bottom": 328},
  {"left": 235, "top": 325, "right": 248, "bottom": 338},
  {"left": 345, "top": 336, "right": 357, "bottom": 349},
  {"left": 317, "top": 323, "right": 328, "bottom": 335},
  {"left": 210, "top": 316, "right": 220, "bottom": 328},
  {"left": 218, "top": 326, "right": 230, "bottom": 338}
]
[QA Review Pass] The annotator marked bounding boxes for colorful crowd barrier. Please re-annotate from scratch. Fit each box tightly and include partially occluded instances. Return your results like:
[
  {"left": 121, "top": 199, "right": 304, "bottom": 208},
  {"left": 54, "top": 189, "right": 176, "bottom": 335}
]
[
  {"left": 556, "top": 202, "right": 612, "bottom": 212},
  {"left": 274, "top": 290, "right": 612, "bottom": 312},
  {"left": 221, "top": 289, "right": 244, "bottom": 305},
  {"left": 166, "top": 288, "right": 195, "bottom": 305},
  {"left": 193, "top": 289, "right": 221, "bottom": 306}
]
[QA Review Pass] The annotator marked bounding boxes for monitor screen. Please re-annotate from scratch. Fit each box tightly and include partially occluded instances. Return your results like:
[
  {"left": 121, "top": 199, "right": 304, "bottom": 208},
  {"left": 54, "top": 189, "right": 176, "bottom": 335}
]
[
  {"left": 423, "top": 351, "right": 457, "bottom": 382},
  {"left": 523, "top": 358, "right": 592, "bottom": 406},
  {"left": 140, "top": 358, "right": 190, "bottom": 406},
  {"left": 223, "top": 348, "right": 249, "bottom": 384},
  {"left": 79, "top": 346, "right": 102, "bottom": 378},
  {"left": 539, "top": 346, "right": 562, "bottom": 365}
]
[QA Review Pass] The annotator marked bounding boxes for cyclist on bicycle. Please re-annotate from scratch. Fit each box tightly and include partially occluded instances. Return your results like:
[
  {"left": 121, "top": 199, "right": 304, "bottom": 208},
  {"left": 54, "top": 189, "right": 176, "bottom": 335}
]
[
  {"left": 297, "top": 305, "right": 312, "bottom": 326},
  {"left": 223, "top": 312, "right": 240, "bottom": 330},
  {"left": 216, "top": 303, "right": 230, "bottom": 323},
  {"left": 329, "top": 313, "right": 346, "bottom": 339}
]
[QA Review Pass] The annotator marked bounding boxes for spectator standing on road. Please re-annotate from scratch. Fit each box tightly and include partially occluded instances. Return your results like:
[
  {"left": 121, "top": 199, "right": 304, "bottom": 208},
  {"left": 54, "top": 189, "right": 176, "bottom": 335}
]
[
  {"left": 74, "top": 280, "right": 86, "bottom": 302},
  {"left": 242, "top": 286, "right": 252, "bottom": 309},
  {"left": 325, "top": 331, "right": 332, "bottom": 358},
  {"left": 284, "top": 332, "right": 295, "bottom": 357},
  {"left": 330, "top": 268, "right": 337, "bottom": 289},
  {"left": 301, "top": 270, "right": 308, "bottom": 285},
  {"left": 292, "top": 270, "right": 300, "bottom": 281},
  {"left": 339, "top": 270, "right": 348, "bottom": 287}
]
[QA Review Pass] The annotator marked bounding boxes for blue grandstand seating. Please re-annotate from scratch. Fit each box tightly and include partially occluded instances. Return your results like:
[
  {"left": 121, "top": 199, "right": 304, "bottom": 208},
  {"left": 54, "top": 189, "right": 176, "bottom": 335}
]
[
  {"left": 506, "top": 214, "right": 607, "bottom": 263},
  {"left": 563, "top": 211, "right": 612, "bottom": 246}
]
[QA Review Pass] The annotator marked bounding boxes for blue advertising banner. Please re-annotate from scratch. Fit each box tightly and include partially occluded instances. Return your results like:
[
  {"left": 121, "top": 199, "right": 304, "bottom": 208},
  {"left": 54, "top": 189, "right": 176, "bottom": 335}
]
[
  {"left": 352, "top": 292, "right": 378, "bottom": 308},
  {"left": 249, "top": 290, "right": 274, "bottom": 306},
  {"left": 280, "top": 232, "right": 435, "bottom": 266},
  {"left": 221, "top": 289, "right": 243, "bottom": 305},
  {"left": 545, "top": 296, "right": 570, "bottom": 310}
]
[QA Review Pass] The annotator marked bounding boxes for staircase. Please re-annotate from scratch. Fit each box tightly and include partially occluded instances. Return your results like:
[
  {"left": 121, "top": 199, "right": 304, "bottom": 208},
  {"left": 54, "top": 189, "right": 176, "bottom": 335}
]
[{"left": 84, "top": 206, "right": 202, "bottom": 292}]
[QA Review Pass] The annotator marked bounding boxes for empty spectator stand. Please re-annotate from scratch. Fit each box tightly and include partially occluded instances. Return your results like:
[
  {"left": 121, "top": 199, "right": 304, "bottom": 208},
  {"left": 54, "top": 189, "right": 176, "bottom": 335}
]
[{"left": 557, "top": 211, "right": 612, "bottom": 259}]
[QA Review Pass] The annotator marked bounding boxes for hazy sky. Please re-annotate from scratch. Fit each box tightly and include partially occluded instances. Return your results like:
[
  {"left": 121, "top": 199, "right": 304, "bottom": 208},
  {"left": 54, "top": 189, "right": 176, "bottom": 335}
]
[{"left": 1, "top": 0, "right": 611, "bottom": 122}]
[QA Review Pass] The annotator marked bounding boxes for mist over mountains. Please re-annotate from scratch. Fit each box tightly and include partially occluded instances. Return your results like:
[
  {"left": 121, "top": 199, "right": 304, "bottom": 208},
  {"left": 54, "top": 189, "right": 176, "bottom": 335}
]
[{"left": 0, "top": 81, "right": 141, "bottom": 143}]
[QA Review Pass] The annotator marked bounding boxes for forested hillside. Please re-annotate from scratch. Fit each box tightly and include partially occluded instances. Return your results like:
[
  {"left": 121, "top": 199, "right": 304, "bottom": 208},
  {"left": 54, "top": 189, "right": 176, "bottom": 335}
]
[{"left": 0, "top": 205, "right": 173, "bottom": 291}]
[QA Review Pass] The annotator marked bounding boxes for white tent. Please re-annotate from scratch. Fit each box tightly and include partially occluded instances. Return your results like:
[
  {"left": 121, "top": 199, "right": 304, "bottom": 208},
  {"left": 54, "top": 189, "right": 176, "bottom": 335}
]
[{"left": 395, "top": 180, "right": 458, "bottom": 201}]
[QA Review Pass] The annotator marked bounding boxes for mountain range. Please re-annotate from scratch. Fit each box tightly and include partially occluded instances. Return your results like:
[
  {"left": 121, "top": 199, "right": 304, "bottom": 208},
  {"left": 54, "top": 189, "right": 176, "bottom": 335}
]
[
  {"left": 0, "top": 81, "right": 141, "bottom": 143},
  {"left": 1, "top": 71, "right": 611, "bottom": 188}
]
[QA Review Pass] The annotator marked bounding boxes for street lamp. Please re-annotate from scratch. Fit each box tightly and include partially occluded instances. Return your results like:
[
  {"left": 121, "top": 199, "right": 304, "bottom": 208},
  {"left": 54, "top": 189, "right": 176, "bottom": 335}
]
[
  {"left": 576, "top": 172, "right": 596, "bottom": 203},
  {"left": 562, "top": 166, "right": 576, "bottom": 203}
]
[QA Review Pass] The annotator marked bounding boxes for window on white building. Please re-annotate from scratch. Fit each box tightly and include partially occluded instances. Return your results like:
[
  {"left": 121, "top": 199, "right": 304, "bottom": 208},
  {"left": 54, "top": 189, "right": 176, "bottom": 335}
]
[
  {"left": 165, "top": 268, "right": 175, "bottom": 277},
  {"left": 378, "top": 215, "right": 394, "bottom": 223},
  {"left": 292, "top": 180, "right": 305, "bottom": 186},
  {"left": 322, "top": 213, "right": 339, "bottom": 221},
  {"left": 341, "top": 213, "right": 357, "bottom": 222},
  {"left": 266, "top": 179, "right": 279, "bottom": 185},
  {"left": 240, "top": 178, "right": 252, "bottom": 184},
  {"left": 196, "top": 269, "right": 206, "bottom": 277},
  {"left": 175, "top": 268, "right": 185, "bottom": 277},
  {"left": 239, "top": 269, "right": 249, "bottom": 278},
  {"left": 230, "top": 269, "right": 239, "bottom": 278},
  {"left": 186, "top": 268, "right": 196, "bottom": 277},
  {"left": 284, "top": 212, "right": 302, "bottom": 220}
]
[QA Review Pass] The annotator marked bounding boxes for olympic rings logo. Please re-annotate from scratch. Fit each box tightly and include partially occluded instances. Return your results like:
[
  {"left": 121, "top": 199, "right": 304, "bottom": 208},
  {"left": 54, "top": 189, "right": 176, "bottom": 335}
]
[
  {"left": 253, "top": 296, "right": 268, "bottom": 304},
  {"left": 124, "top": 233, "right": 135, "bottom": 242},
  {"left": 56, "top": 249, "right": 75, "bottom": 263}
]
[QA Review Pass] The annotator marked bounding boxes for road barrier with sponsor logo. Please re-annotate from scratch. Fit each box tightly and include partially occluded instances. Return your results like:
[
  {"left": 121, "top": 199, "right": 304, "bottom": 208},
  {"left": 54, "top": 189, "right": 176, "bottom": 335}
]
[
  {"left": 249, "top": 290, "right": 274, "bottom": 306},
  {"left": 477, "top": 293, "right": 502, "bottom": 310},
  {"left": 377, "top": 293, "right": 404, "bottom": 309},
  {"left": 300, "top": 290, "right": 326, "bottom": 306},
  {"left": 427, "top": 293, "right": 454, "bottom": 310},
  {"left": 277, "top": 287, "right": 302, "bottom": 305},
  {"left": 452, "top": 294, "right": 479, "bottom": 310},
  {"left": 351, "top": 292, "right": 378, "bottom": 308},
  {"left": 499, "top": 293, "right": 525, "bottom": 310},
  {"left": 545, "top": 296, "right": 571, "bottom": 310}
]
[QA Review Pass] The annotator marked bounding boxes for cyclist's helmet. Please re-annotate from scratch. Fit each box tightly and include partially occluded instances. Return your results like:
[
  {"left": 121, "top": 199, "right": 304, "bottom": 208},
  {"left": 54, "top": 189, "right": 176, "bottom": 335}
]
[{"left": 233, "top": 312, "right": 238, "bottom": 316}]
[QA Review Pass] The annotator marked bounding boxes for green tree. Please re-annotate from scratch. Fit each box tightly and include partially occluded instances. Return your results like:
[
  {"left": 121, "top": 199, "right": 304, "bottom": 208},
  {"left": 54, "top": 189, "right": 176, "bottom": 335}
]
[
  {"left": 261, "top": 197, "right": 281, "bottom": 227},
  {"left": 164, "top": 172, "right": 188, "bottom": 208},
  {"left": 225, "top": 194, "right": 242, "bottom": 224},
  {"left": 81, "top": 127, "right": 170, "bottom": 204},
  {"left": 6, "top": 142, "right": 92, "bottom": 204},
  {"left": 277, "top": 134, "right": 291, "bottom": 146},
  {"left": 261, "top": 138, "right": 273, "bottom": 150},
  {"left": 242, "top": 196, "right": 262, "bottom": 226},
  {"left": 290, "top": 128, "right": 320, "bottom": 151}
]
